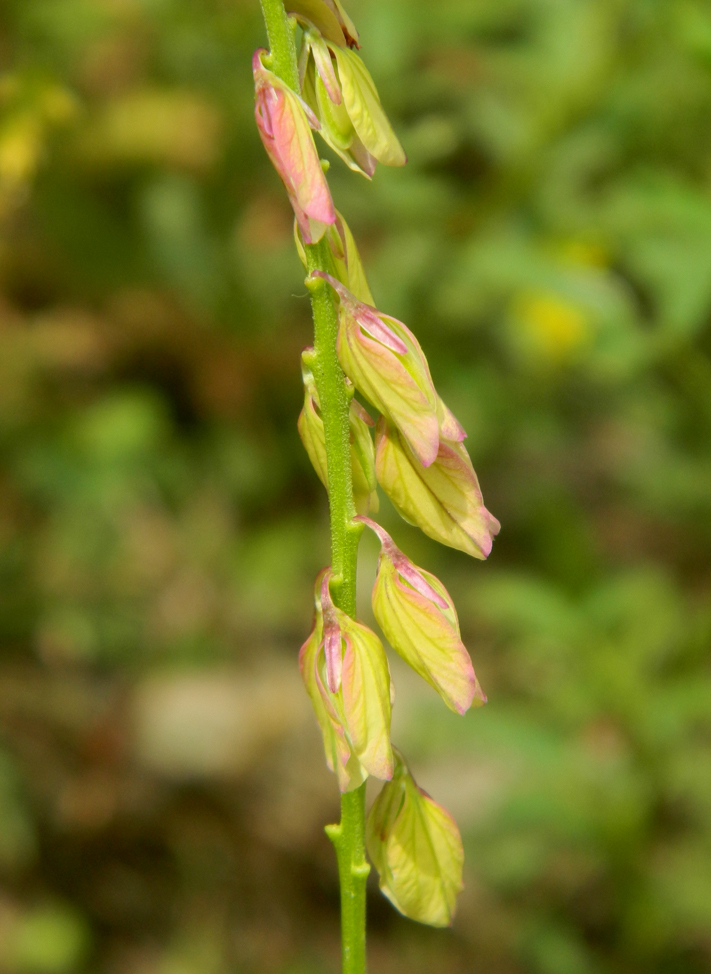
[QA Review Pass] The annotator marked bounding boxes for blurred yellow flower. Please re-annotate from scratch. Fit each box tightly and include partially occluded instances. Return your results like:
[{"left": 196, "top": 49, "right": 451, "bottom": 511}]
[
  {"left": 0, "top": 114, "right": 42, "bottom": 185},
  {"left": 512, "top": 289, "right": 591, "bottom": 362},
  {"left": 0, "top": 78, "right": 78, "bottom": 212}
]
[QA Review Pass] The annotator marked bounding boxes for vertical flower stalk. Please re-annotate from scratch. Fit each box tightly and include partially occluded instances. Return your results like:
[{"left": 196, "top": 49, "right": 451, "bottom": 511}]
[
  {"left": 255, "top": 1, "right": 499, "bottom": 969},
  {"left": 257, "top": 2, "right": 368, "bottom": 971}
]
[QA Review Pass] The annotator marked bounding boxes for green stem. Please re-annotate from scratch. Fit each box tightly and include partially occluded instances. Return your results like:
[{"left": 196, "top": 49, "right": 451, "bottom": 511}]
[
  {"left": 258, "top": 2, "right": 368, "bottom": 971},
  {"left": 325, "top": 790, "right": 370, "bottom": 974},
  {"left": 258, "top": 0, "right": 299, "bottom": 90}
]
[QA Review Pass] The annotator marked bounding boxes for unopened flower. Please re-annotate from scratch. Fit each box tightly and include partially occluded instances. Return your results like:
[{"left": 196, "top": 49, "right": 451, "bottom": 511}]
[
  {"left": 300, "top": 570, "right": 367, "bottom": 791},
  {"left": 288, "top": 0, "right": 360, "bottom": 49},
  {"left": 297, "top": 351, "right": 378, "bottom": 514},
  {"left": 300, "top": 30, "right": 405, "bottom": 177},
  {"left": 366, "top": 751, "right": 464, "bottom": 927},
  {"left": 310, "top": 272, "right": 440, "bottom": 467},
  {"left": 253, "top": 50, "right": 335, "bottom": 243},
  {"left": 295, "top": 210, "right": 374, "bottom": 304},
  {"left": 356, "top": 516, "right": 484, "bottom": 713},
  {"left": 299, "top": 570, "right": 394, "bottom": 790},
  {"left": 375, "top": 418, "right": 501, "bottom": 559}
]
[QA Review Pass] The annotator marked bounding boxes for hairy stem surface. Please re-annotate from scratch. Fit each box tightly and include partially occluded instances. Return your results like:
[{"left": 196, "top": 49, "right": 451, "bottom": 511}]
[{"left": 258, "top": 1, "right": 368, "bottom": 971}]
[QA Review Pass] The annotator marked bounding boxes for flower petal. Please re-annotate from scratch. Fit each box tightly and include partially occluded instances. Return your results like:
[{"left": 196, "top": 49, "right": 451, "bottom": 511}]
[
  {"left": 299, "top": 570, "right": 367, "bottom": 792},
  {"left": 331, "top": 48, "right": 406, "bottom": 166},
  {"left": 340, "top": 617, "right": 394, "bottom": 780},
  {"left": 253, "top": 51, "right": 336, "bottom": 243},
  {"left": 356, "top": 517, "right": 483, "bottom": 713},
  {"left": 375, "top": 419, "right": 500, "bottom": 558},
  {"left": 309, "top": 274, "right": 439, "bottom": 466},
  {"left": 310, "top": 32, "right": 342, "bottom": 104},
  {"left": 378, "top": 564, "right": 483, "bottom": 714},
  {"left": 366, "top": 754, "right": 464, "bottom": 927}
]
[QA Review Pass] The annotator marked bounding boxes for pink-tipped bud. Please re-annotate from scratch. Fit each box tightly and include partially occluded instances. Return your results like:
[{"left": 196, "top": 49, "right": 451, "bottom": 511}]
[
  {"left": 253, "top": 50, "right": 336, "bottom": 243},
  {"left": 375, "top": 418, "right": 501, "bottom": 560},
  {"left": 366, "top": 751, "right": 464, "bottom": 927},
  {"left": 299, "top": 569, "right": 394, "bottom": 790},
  {"left": 299, "top": 570, "right": 367, "bottom": 791},
  {"left": 311, "top": 272, "right": 440, "bottom": 467},
  {"left": 357, "top": 516, "right": 485, "bottom": 714}
]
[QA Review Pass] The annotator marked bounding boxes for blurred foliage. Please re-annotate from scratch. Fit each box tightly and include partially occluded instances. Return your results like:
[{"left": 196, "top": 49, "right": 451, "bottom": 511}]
[{"left": 1, "top": 0, "right": 711, "bottom": 972}]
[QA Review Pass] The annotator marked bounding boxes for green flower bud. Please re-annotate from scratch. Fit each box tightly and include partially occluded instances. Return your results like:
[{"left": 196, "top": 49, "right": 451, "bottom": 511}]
[
  {"left": 356, "top": 516, "right": 485, "bottom": 714},
  {"left": 374, "top": 418, "right": 500, "bottom": 559},
  {"left": 300, "top": 570, "right": 394, "bottom": 790},
  {"left": 311, "top": 272, "right": 440, "bottom": 467},
  {"left": 297, "top": 351, "right": 378, "bottom": 515},
  {"left": 366, "top": 752, "right": 464, "bottom": 927},
  {"left": 300, "top": 29, "right": 405, "bottom": 176},
  {"left": 302, "top": 53, "right": 376, "bottom": 177},
  {"left": 299, "top": 571, "right": 368, "bottom": 792},
  {"left": 330, "top": 47, "right": 406, "bottom": 168}
]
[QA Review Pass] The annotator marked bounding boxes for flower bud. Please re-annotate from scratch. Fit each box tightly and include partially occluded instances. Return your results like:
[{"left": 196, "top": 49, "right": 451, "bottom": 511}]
[
  {"left": 331, "top": 47, "right": 406, "bottom": 167},
  {"left": 295, "top": 210, "right": 374, "bottom": 304},
  {"left": 302, "top": 48, "right": 375, "bottom": 178},
  {"left": 300, "top": 570, "right": 394, "bottom": 789},
  {"left": 311, "top": 272, "right": 440, "bottom": 467},
  {"left": 300, "top": 30, "right": 405, "bottom": 176},
  {"left": 299, "top": 571, "right": 368, "bottom": 791},
  {"left": 356, "top": 516, "right": 485, "bottom": 713},
  {"left": 253, "top": 50, "right": 336, "bottom": 243},
  {"left": 297, "top": 352, "right": 378, "bottom": 515},
  {"left": 366, "top": 752, "right": 464, "bottom": 927},
  {"left": 375, "top": 418, "right": 501, "bottom": 559}
]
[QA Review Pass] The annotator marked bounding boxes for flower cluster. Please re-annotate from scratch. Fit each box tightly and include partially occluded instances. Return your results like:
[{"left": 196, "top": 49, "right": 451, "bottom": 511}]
[{"left": 254, "top": 0, "right": 499, "bottom": 929}]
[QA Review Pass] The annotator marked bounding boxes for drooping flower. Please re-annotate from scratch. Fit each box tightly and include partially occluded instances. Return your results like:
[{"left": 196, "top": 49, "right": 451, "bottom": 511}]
[
  {"left": 366, "top": 751, "right": 464, "bottom": 927},
  {"left": 356, "top": 516, "right": 485, "bottom": 713},
  {"left": 297, "top": 350, "right": 378, "bottom": 514},
  {"left": 299, "top": 569, "right": 394, "bottom": 790},
  {"left": 300, "top": 29, "right": 406, "bottom": 177},
  {"left": 375, "top": 417, "right": 501, "bottom": 559},
  {"left": 253, "top": 49, "right": 336, "bottom": 243},
  {"left": 295, "top": 209, "right": 374, "bottom": 304},
  {"left": 310, "top": 271, "right": 440, "bottom": 466}
]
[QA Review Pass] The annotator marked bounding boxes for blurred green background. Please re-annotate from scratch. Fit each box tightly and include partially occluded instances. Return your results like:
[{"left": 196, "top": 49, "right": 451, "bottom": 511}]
[{"left": 2, "top": 0, "right": 711, "bottom": 972}]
